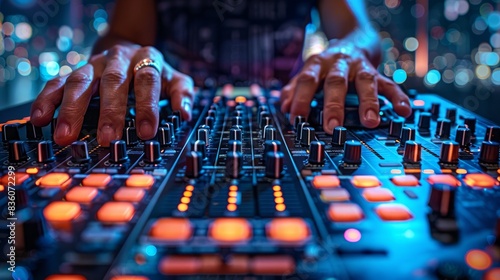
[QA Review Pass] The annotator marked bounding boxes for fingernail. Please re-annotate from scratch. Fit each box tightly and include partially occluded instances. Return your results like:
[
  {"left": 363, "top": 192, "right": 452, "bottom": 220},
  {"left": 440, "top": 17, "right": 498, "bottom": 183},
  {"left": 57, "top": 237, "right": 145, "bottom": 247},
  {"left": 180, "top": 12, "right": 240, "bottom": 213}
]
[
  {"left": 328, "top": 118, "right": 339, "bottom": 131},
  {"left": 99, "top": 125, "right": 116, "bottom": 146},
  {"left": 55, "top": 122, "right": 70, "bottom": 139},
  {"left": 399, "top": 101, "right": 408, "bottom": 107},
  {"left": 139, "top": 121, "right": 154, "bottom": 139},
  {"left": 32, "top": 109, "right": 43, "bottom": 119},
  {"left": 365, "top": 109, "right": 379, "bottom": 122}
]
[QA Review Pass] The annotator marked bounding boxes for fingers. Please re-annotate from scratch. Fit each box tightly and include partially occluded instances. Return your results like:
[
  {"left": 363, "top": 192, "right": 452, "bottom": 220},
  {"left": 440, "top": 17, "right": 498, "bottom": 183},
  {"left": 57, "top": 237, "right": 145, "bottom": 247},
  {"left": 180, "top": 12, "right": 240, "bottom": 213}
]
[
  {"left": 353, "top": 62, "right": 380, "bottom": 128},
  {"left": 54, "top": 64, "right": 97, "bottom": 146},
  {"left": 280, "top": 78, "right": 296, "bottom": 113},
  {"left": 30, "top": 75, "right": 68, "bottom": 126},
  {"left": 378, "top": 76, "right": 412, "bottom": 118},
  {"left": 166, "top": 71, "right": 195, "bottom": 121},
  {"left": 322, "top": 59, "right": 349, "bottom": 134}
]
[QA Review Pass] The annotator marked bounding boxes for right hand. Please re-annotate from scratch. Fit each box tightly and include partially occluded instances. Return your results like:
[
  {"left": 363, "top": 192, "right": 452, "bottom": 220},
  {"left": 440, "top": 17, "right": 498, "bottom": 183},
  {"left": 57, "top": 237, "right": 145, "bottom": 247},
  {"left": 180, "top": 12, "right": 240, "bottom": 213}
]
[{"left": 30, "top": 45, "right": 194, "bottom": 147}]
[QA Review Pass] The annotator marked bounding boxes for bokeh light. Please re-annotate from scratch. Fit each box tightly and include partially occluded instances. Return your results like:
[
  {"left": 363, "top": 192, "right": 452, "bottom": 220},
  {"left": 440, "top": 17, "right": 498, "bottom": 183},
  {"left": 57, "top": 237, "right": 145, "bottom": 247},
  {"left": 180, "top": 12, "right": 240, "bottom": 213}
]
[
  {"left": 424, "top": 69, "right": 441, "bottom": 86},
  {"left": 17, "top": 58, "right": 31, "bottom": 76},
  {"left": 475, "top": 65, "right": 491, "bottom": 80},
  {"left": 393, "top": 69, "right": 407, "bottom": 84},
  {"left": 344, "top": 228, "right": 362, "bottom": 242},
  {"left": 404, "top": 37, "right": 419, "bottom": 52},
  {"left": 14, "top": 22, "right": 32, "bottom": 41}
]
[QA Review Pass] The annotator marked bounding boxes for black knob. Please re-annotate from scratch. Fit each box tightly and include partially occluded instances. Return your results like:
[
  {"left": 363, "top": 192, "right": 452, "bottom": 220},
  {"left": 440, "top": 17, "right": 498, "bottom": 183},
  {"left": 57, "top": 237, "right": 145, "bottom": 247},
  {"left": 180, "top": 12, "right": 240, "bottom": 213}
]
[
  {"left": 264, "top": 140, "right": 282, "bottom": 157},
  {"left": 193, "top": 140, "right": 206, "bottom": 159},
  {"left": 2, "top": 124, "right": 20, "bottom": 143},
  {"left": 389, "top": 119, "right": 404, "bottom": 138},
  {"left": 263, "top": 126, "right": 277, "bottom": 141},
  {"left": 418, "top": 112, "right": 431, "bottom": 131},
  {"left": 228, "top": 140, "right": 242, "bottom": 153},
  {"left": 430, "top": 103, "right": 440, "bottom": 118},
  {"left": 125, "top": 118, "right": 135, "bottom": 128},
  {"left": 435, "top": 118, "right": 451, "bottom": 139},
  {"left": 301, "top": 127, "right": 315, "bottom": 147},
  {"left": 308, "top": 141, "right": 325, "bottom": 164},
  {"left": 229, "top": 127, "right": 242, "bottom": 141},
  {"left": 258, "top": 105, "right": 268, "bottom": 114},
  {"left": 185, "top": 151, "right": 203, "bottom": 178},
  {"left": 454, "top": 127, "right": 471, "bottom": 148},
  {"left": 428, "top": 183, "right": 456, "bottom": 217},
  {"left": 232, "top": 110, "right": 243, "bottom": 117},
  {"left": 400, "top": 127, "right": 416, "bottom": 146},
  {"left": 197, "top": 128, "right": 210, "bottom": 144},
  {"left": 259, "top": 111, "right": 270, "bottom": 126},
  {"left": 71, "top": 141, "right": 90, "bottom": 163},
  {"left": 164, "top": 122, "right": 175, "bottom": 140},
  {"left": 167, "top": 115, "right": 180, "bottom": 131},
  {"left": 294, "top": 116, "right": 306, "bottom": 130},
  {"left": 232, "top": 116, "right": 242, "bottom": 126},
  {"left": 158, "top": 127, "right": 172, "bottom": 146},
  {"left": 439, "top": 141, "right": 459, "bottom": 164},
  {"left": 26, "top": 121, "right": 43, "bottom": 140},
  {"left": 207, "top": 109, "right": 216, "bottom": 119},
  {"left": 260, "top": 116, "right": 272, "bottom": 129},
  {"left": 8, "top": 140, "right": 28, "bottom": 162},
  {"left": 173, "top": 110, "right": 182, "bottom": 122},
  {"left": 37, "top": 140, "right": 54, "bottom": 163},
  {"left": 226, "top": 151, "right": 243, "bottom": 178},
  {"left": 343, "top": 140, "right": 362, "bottom": 164},
  {"left": 122, "top": 127, "right": 138, "bottom": 146},
  {"left": 464, "top": 117, "right": 476, "bottom": 135},
  {"left": 485, "top": 126, "right": 500, "bottom": 143},
  {"left": 109, "top": 140, "right": 128, "bottom": 163},
  {"left": 18, "top": 211, "right": 48, "bottom": 252},
  {"left": 479, "top": 141, "right": 499, "bottom": 164},
  {"left": 445, "top": 108, "right": 456, "bottom": 124},
  {"left": 332, "top": 126, "right": 347, "bottom": 146},
  {"left": 495, "top": 213, "right": 500, "bottom": 247},
  {"left": 265, "top": 151, "right": 284, "bottom": 178},
  {"left": 296, "top": 122, "right": 310, "bottom": 141},
  {"left": 205, "top": 116, "right": 215, "bottom": 129},
  {"left": 403, "top": 141, "right": 421, "bottom": 164}
]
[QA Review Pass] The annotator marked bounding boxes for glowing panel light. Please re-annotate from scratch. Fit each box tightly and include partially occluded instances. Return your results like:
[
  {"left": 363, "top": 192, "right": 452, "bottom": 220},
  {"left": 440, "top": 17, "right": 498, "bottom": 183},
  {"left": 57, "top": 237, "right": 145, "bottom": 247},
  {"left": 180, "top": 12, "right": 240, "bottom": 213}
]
[
  {"left": 415, "top": 0, "right": 428, "bottom": 77},
  {"left": 424, "top": 70, "right": 441, "bottom": 86},
  {"left": 392, "top": 69, "right": 407, "bottom": 84},
  {"left": 465, "top": 249, "right": 492, "bottom": 270},
  {"left": 344, "top": 228, "right": 361, "bottom": 242}
]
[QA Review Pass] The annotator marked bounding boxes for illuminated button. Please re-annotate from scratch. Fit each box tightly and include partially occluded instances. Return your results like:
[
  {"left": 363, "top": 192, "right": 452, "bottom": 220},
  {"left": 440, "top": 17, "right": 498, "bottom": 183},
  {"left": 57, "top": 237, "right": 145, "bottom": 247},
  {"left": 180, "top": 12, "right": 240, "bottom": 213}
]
[
  {"left": 266, "top": 218, "right": 310, "bottom": 242},
  {"left": 26, "top": 167, "right": 39, "bottom": 174},
  {"left": 46, "top": 275, "right": 86, "bottom": 280},
  {"left": 0, "top": 172, "right": 29, "bottom": 185},
  {"left": 126, "top": 174, "right": 155, "bottom": 189},
  {"left": 465, "top": 249, "right": 492, "bottom": 270},
  {"left": 82, "top": 174, "right": 111, "bottom": 187},
  {"left": 320, "top": 188, "right": 350, "bottom": 202},
  {"left": 391, "top": 175, "right": 420, "bottom": 187},
  {"left": 362, "top": 188, "right": 395, "bottom": 202},
  {"left": 97, "top": 202, "right": 135, "bottom": 223},
  {"left": 351, "top": 175, "right": 381, "bottom": 188},
  {"left": 159, "top": 256, "right": 201, "bottom": 275},
  {"left": 113, "top": 187, "right": 145, "bottom": 202},
  {"left": 463, "top": 173, "right": 498, "bottom": 188},
  {"left": 44, "top": 201, "right": 81, "bottom": 222},
  {"left": 209, "top": 218, "right": 252, "bottom": 242},
  {"left": 427, "top": 174, "right": 460, "bottom": 187},
  {"left": 37, "top": 173, "right": 71, "bottom": 188},
  {"left": 375, "top": 204, "right": 413, "bottom": 221},
  {"left": 111, "top": 277, "right": 149, "bottom": 280},
  {"left": 149, "top": 218, "right": 193, "bottom": 241},
  {"left": 328, "top": 203, "right": 364, "bottom": 222},
  {"left": 251, "top": 256, "right": 295, "bottom": 275},
  {"left": 485, "top": 268, "right": 500, "bottom": 280},
  {"left": 311, "top": 175, "right": 340, "bottom": 189},
  {"left": 65, "top": 187, "right": 98, "bottom": 203}
]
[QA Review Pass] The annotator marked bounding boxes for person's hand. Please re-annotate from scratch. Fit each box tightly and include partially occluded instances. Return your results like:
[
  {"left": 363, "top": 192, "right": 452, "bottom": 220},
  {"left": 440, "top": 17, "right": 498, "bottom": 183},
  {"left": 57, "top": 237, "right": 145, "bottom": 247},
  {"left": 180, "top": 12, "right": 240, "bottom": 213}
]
[
  {"left": 280, "top": 39, "right": 412, "bottom": 133},
  {"left": 30, "top": 45, "right": 194, "bottom": 147}
]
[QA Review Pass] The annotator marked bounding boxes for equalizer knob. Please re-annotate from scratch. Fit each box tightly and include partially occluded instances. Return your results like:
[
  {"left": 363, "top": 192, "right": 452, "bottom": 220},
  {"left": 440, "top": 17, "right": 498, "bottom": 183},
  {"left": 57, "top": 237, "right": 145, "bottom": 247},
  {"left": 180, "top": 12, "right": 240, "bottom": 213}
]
[
  {"left": 260, "top": 116, "right": 272, "bottom": 129},
  {"left": 479, "top": 141, "right": 500, "bottom": 164},
  {"left": 207, "top": 109, "right": 216, "bottom": 118},
  {"left": 435, "top": 118, "right": 451, "bottom": 139},
  {"left": 418, "top": 112, "right": 432, "bottom": 131},
  {"left": 439, "top": 141, "right": 459, "bottom": 164},
  {"left": 109, "top": 140, "right": 128, "bottom": 163},
  {"left": 71, "top": 141, "right": 90, "bottom": 163},
  {"left": 164, "top": 122, "right": 175, "bottom": 140},
  {"left": 445, "top": 108, "right": 456, "bottom": 124},
  {"left": 265, "top": 151, "right": 284, "bottom": 178},
  {"left": 296, "top": 122, "right": 310, "bottom": 141},
  {"left": 232, "top": 116, "right": 242, "bottom": 126},
  {"left": 264, "top": 140, "right": 281, "bottom": 156},
  {"left": 122, "top": 127, "right": 138, "bottom": 146},
  {"left": 388, "top": 119, "right": 404, "bottom": 138},
  {"left": 229, "top": 127, "right": 242, "bottom": 141},
  {"left": 454, "top": 127, "right": 471, "bottom": 148},
  {"left": 343, "top": 140, "right": 362, "bottom": 164},
  {"left": 430, "top": 103, "right": 440, "bottom": 118},
  {"left": 232, "top": 110, "right": 243, "bottom": 117},
  {"left": 263, "top": 126, "right": 277, "bottom": 141},
  {"left": 193, "top": 140, "right": 206, "bottom": 159},
  {"left": 294, "top": 116, "right": 306, "bottom": 129},
  {"left": 2, "top": 124, "right": 20, "bottom": 143},
  {"left": 332, "top": 126, "right": 347, "bottom": 146},
  {"left": 26, "top": 121, "right": 43, "bottom": 140},
  {"left": 205, "top": 116, "right": 215, "bottom": 129},
  {"left": 8, "top": 141, "right": 28, "bottom": 162},
  {"left": 158, "top": 127, "right": 172, "bottom": 146},
  {"left": 37, "top": 141, "right": 54, "bottom": 163},
  {"left": 228, "top": 140, "right": 242, "bottom": 153},
  {"left": 226, "top": 151, "right": 243, "bottom": 178},
  {"left": 308, "top": 141, "right": 325, "bottom": 164},
  {"left": 167, "top": 115, "right": 180, "bottom": 131},
  {"left": 464, "top": 117, "right": 476, "bottom": 135},
  {"left": 144, "top": 141, "right": 162, "bottom": 163},
  {"left": 485, "top": 126, "right": 500, "bottom": 143},
  {"left": 403, "top": 141, "right": 421, "bottom": 164},
  {"left": 301, "top": 127, "right": 315, "bottom": 147},
  {"left": 197, "top": 127, "right": 210, "bottom": 144},
  {"left": 400, "top": 127, "right": 416, "bottom": 146},
  {"left": 428, "top": 183, "right": 456, "bottom": 218},
  {"left": 185, "top": 151, "right": 203, "bottom": 178},
  {"left": 259, "top": 111, "right": 270, "bottom": 125}
]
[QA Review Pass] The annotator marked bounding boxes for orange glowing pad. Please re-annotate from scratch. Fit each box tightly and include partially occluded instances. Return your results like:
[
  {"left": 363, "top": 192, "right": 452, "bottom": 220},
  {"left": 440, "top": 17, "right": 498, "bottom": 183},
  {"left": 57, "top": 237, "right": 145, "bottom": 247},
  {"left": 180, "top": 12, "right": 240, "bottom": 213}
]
[
  {"left": 375, "top": 204, "right": 413, "bottom": 221},
  {"left": 427, "top": 174, "right": 460, "bottom": 187},
  {"left": 126, "top": 174, "right": 155, "bottom": 189},
  {"left": 114, "top": 187, "right": 145, "bottom": 202},
  {"left": 351, "top": 175, "right": 381, "bottom": 188},
  {"left": 209, "top": 218, "right": 252, "bottom": 242},
  {"left": 150, "top": 218, "right": 193, "bottom": 241},
  {"left": 266, "top": 218, "right": 310, "bottom": 242},
  {"left": 485, "top": 268, "right": 500, "bottom": 280},
  {"left": 328, "top": 203, "right": 364, "bottom": 222},
  {"left": 97, "top": 202, "right": 135, "bottom": 223},
  {"left": 362, "top": 188, "right": 395, "bottom": 202},
  {"left": 45, "top": 275, "right": 86, "bottom": 280},
  {"left": 465, "top": 249, "right": 492, "bottom": 270},
  {"left": 251, "top": 256, "right": 295, "bottom": 275},
  {"left": 37, "top": 173, "right": 71, "bottom": 188},
  {"left": 82, "top": 174, "right": 111, "bottom": 187},
  {"left": 159, "top": 256, "right": 201, "bottom": 275},
  {"left": 43, "top": 201, "right": 81, "bottom": 222},
  {"left": 65, "top": 187, "right": 98, "bottom": 203},
  {"left": 320, "top": 188, "right": 350, "bottom": 202},
  {"left": 463, "top": 173, "right": 498, "bottom": 188},
  {"left": 111, "top": 277, "right": 149, "bottom": 280},
  {"left": 0, "top": 172, "right": 29, "bottom": 185},
  {"left": 391, "top": 175, "right": 420, "bottom": 186},
  {"left": 311, "top": 175, "right": 340, "bottom": 189}
]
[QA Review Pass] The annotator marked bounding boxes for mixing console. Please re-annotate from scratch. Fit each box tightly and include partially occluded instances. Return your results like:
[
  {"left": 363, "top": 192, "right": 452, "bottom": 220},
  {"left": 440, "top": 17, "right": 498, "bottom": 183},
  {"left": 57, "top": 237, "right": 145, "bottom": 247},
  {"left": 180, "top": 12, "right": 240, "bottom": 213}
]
[{"left": 1, "top": 85, "right": 500, "bottom": 280}]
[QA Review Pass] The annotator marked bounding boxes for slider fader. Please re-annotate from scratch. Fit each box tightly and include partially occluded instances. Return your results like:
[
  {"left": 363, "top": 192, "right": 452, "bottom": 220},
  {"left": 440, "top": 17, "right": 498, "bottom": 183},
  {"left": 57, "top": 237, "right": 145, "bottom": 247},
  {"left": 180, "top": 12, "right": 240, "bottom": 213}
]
[{"left": 0, "top": 85, "right": 500, "bottom": 279}]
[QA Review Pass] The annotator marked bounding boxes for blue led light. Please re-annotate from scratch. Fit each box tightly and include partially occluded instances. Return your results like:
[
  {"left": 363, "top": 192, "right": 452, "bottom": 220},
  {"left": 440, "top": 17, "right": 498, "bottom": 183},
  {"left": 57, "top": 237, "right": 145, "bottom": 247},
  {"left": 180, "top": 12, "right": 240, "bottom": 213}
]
[
  {"left": 392, "top": 69, "right": 407, "bottom": 84},
  {"left": 425, "top": 70, "right": 441, "bottom": 85},
  {"left": 145, "top": 245, "right": 157, "bottom": 256}
]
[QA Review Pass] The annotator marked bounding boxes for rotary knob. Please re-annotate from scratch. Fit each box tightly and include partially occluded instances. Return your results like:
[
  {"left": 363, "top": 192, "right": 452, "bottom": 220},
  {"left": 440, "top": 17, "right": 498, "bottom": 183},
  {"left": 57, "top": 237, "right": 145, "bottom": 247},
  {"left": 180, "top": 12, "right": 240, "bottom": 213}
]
[
  {"left": 332, "top": 126, "right": 347, "bottom": 146},
  {"left": 197, "top": 127, "right": 210, "bottom": 144},
  {"left": 229, "top": 127, "right": 242, "bottom": 141},
  {"left": 260, "top": 116, "right": 272, "bottom": 129},
  {"left": 418, "top": 112, "right": 432, "bottom": 131},
  {"left": 164, "top": 122, "right": 175, "bottom": 140},
  {"left": 232, "top": 116, "right": 242, "bottom": 126},
  {"left": 264, "top": 140, "right": 281, "bottom": 157},
  {"left": 71, "top": 141, "right": 90, "bottom": 163},
  {"left": 388, "top": 119, "right": 404, "bottom": 138},
  {"left": 232, "top": 110, "right": 243, "bottom": 117},
  {"left": 308, "top": 141, "right": 325, "bottom": 164},
  {"left": 400, "top": 127, "right": 416, "bottom": 146},
  {"left": 439, "top": 141, "right": 459, "bottom": 164},
  {"left": 26, "top": 121, "right": 43, "bottom": 140},
  {"left": 185, "top": 151, "right": 203, "bottom": 178},
  {"left": 167, "top": 115, "right": 180, "bottom": 131},
  {"left": 143, "top": 141, "right": 162, "bottom": 163},
  {"left": 428, "top": 183, "right": 456, "bottom": 218},
  {"left": 193, "top": 140, "right": 207, "bottom": 159},
  {"left": 8, "top": 140, "right": 28, "bottom": 162},
  {"left": 343, "top": 140, "right": 362, "bottom": 164},
  {"left": 226, "top": 151, "right": 243, "bottom": 178},
  {"left": 37, "top": 141, "right": 55, "bottom": 163},
  {"left": 301, "top": 127, "right": 315, "bottom": 147},
  {"left": 109, "top": 140, "right": 128, "bottom": 163},
  {"left": 464, "top": 117, "right": 476, "bottom": 136},
  {"left": 259, "top": 111, "right": 270, "bottom": 125},
  {"left": 296, "top": 122, "right": 310, "bottom": 141},
  {"left": 228, "top": 140, "right": 242, "bottom": 153},
  {"left": 263, "top": 126, "right": 277, "bottom": 141},
  {"left": 403, "top": 141, "right": 421, "bottom": 164},
  {"left": 205, "top": 116, "right": 215, "bottom": 129},
  {"left": 122, "top": 127, "right": 138, "bottom": 146},
  {"left": 265, "top": 151, "right": 284, "bottom": 178},
  {"left": 294, "top": 116, "right": 306, "bottom": 130},
  {"left": 485, "top": 126, "right": 500, "bottom": 143},
  {"left": 479, "top": 141, "right": 499, "bottom": 164},
  {"left": 435, "top": 118, "right": 451, "bottom": 139},
  {"left": 430, "top": 103, "right": 440, "bottom": 118},
  {"left": 158, "top": 127, "right": 172, "bottom": 146},
  {"left": 445, "top": 108, "right": 456, "bottom": 124},
  {"left": 454, "top": 127, "right": 471, "bottom": 148},
  {"left": 2, "top": 124, "right": 20, "bottom": 143},
  {"left": 207, "top": 109, "right": 216, "bottom": 119}
]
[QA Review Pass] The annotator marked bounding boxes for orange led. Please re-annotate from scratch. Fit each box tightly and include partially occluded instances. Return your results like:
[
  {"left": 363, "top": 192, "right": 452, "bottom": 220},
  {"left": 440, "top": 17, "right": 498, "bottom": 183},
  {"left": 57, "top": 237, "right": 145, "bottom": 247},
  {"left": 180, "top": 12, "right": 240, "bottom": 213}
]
[
  {"left": 181, "top": 197, "right": 191, "bottom": 204},
  {"left": 251, "top": 255, "right": 295, "bottom": 275},
  {"left": 465, "top": 249, "right": 492, "bottom": 270},
  {"left": 351, "top": 175, "right": 381, "bottom": 188},
  {"left": 274, "top": 197, "right": 284, "bottom": 204},
  {"left": 178, "top": 203, "right": 188, "bottom": 212},
  {"left": 37, "top": 173, "right": 71, "bottom": 188},
  {"left": 391, "top": 175, "right": 420, "bottom": 187},
  {"left": 427, "top": 174, "right": 460, "bottom": 187},
  {"left": 209, "top": 218, "right": 252, "bottom": 242},
  {"left": 456, "top": 168, "right": 467, "bottom": 174},
  {"left": 272, "top": 185, "right": 281, "bottom": 191},
  {"left": 82, "top": 174, "right": 111, "bottom": 187},
  {"left": 412, "top": 99, "right": 425, "bottom": 107},
  {"left": 159, "top": 255, "right": 201, "bottom": 275},
  {"left": 126, "top": 174, "right": 154, "bottom": 189},
  {"left": 227, "top": 204, "right": 237, "bottom": 211},
  {"left": 273, "top": 191, "right": 283, "bottom": 197},
  {"left": 229, "top": 185, "right": 238, "bottom": 191},
  {"left": 44, "top": 201, "right": 81, "bottom": 222},
  {"left": 185, "top": 185, "right": 194, "bottom": 191},
  {"left": 362, "top": 188, "right": 395, "bottom": 202},
  {"left": 1, "top": 172, "right": 30, "bottom": 185},
  {"left": 114, "top": 187, "right": 145, "bottom": 202},
  {"left": 97, "top": 202, "right": 135, "bottom": 223},
  {"left": 26, "top": 167, "right": 39, "bottom": 175},
  {"left": 213, "top": 96, "right": 221, "bottom": 103},
  {"left": 276, "top": 204, "right": 286, "bottom": 212},
  {"left": 228, "top": 191, "right": 238, "bottom": 197},
  {"left": 266, "top": 218, "right": 310, "bottom": 242},
  {"left": 375, "top": 204, "right": 413, "bottom": 221},
  {"left": 46, "top": 275, "right": 86, "bottom": 280},
  {"left": 65, "top": 187, "right": 98, "bottom": 203},
  {"left": 0, "top": 185, "right": 4, "bottom": 192},
  {"left": 111, "top": 276, "right": 149, "bottom": 280},
  {"left": 498, "top": 169, "right": 500, "bottom": 174},
  {"left": 485, "top": 268, "right": 500, "bottom": 280},
  {"left": 235, "top": 96, "right": 247, "bottom": 103},
  {"left": 423, "top": 169, "right": 435, "bottom": 174},
  {"left": 328, "top": 203, "right": 364, "bottom": 222},
  {"left": 321, "top": 189, "right": 349, "bottom": 202},
  {"left": 390, "top": 169, "right": 402, "bottom": 174},
  {"left": 183, "top": 191, "right": 193, "bottom": 197},
  {"left": 149, "top": 218, "right": 193, "bottom": 241},
  {"left": 463, "top": 173, "right": 499, "bottom": 188},
  {"left": 311, "top": 175, "right": 340, "bottom": 189},
  {"left": 228, "top": 197, "right": 237, "bottom": 204}
]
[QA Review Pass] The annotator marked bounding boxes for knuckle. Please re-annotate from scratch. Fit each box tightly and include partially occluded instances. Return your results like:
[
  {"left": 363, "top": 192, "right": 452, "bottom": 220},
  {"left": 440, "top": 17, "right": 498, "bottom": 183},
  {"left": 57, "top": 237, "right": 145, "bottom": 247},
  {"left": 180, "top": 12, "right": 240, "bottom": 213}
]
[
  {"left": 306, "top": 53, "right": 323, "bottom": 64},
  {"left": 296, "top": 71, "right": 318, "bottom": 84},
  {"left": 136, "top": 68, "right": 160, "bottom": 85},
  {"left": 136, "top": 103, "right": 159, "bottom": 115},
  {"left": 357, "top": 70, "right": 377, "bottom": 81},
  {"left": 331, "top": 52, "right": 350, "bottom": 61},
  {"left": 108, "top": 45, "right": 128, "bottom": 57},
  {"left": 102, "top": 70, "right": 128, "bottom": 85},
  {"left": 324, "top": 102, "right": 344, "bottom": 112},
  {"left": 66, "top": 72, "right": 92, "bottom": 86},
  {"left": 325, "top": 73, "right": 347, "bottom": 88}
]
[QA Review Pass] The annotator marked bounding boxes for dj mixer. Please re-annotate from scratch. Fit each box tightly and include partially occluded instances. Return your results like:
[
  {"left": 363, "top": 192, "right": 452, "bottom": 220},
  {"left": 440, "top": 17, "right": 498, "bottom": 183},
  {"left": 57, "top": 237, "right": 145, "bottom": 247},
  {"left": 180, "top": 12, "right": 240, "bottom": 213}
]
[{"left": 1, "top": 85, "right": 500, "bottom": 280}]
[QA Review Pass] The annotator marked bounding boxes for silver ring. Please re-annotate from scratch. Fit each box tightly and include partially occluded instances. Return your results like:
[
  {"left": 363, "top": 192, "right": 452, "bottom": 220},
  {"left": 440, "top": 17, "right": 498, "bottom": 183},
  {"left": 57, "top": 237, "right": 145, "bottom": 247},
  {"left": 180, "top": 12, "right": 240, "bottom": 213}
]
[{"left": 133, "top": 58, "right": 161, "bottom": 74}]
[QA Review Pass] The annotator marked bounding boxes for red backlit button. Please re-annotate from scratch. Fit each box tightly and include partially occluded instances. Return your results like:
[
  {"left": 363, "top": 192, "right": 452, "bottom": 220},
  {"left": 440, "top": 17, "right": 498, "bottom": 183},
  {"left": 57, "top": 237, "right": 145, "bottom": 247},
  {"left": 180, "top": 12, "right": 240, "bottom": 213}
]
[
  {"left": 159, "top": 256, "right": 200, "bottom": 275},
  {"left": 251, "top": 255, "right": 295, "bottom": 275},
  {"left": 463, "top": 173, "right": 499, "bottom": 188},
  {"left": 362, "top": 188, "right": 395, "bottom": 202},
  {"left": 65, "top": 187, "right": 98, "bottom": 203},
  {"left": 391, "top": 175, "right": 420, "bottom": 187},
  {"left": 209, "top": 218, "right": 252, "bottom": 242},
  {"left": 311, "top": 175, "right": 340, "bottom": 189},
  {"left": 465, "top": 249, "right": 492, "bottom": 270},
  {"left": 126, "top": 174, "right": 155, "bottom": 189},
  {"left": 375, "top": 204, "right": 413, "bottom": 221},
  {"left": 114, "top": 187, "right": 145, "bottom": 202},
  {"left": 45, "top": 275, "right": 86, "bottom": 280},
  {"left": 0, "top": 172, "right": 29, "bottom": 185},
  {"left": 37, "top": 173, "right": 71, "bottom": 188},
  {"left": 328, "top": 203, "right": 364, "bottom": 222},
  {"left": 44, "top": 202, "right": 81, "bottom": 222},
  {"left": 351, "top": 175, "right": 381, "bottom": 188},
  {"left": 111, "top": 277, "right": 149, "bottom": 280},
  {"left": 82, "top": 174, "right": 111, "bottom": 187},
  {"left": 427, "top": 174, "right": 460, "bottom": 187},
  {"left": 97, "top": 202, "right": 135, "bottom": 223},
  {"left": 320, "top": 188, "right": 350, "bottom": 202},
  {"left": 149, "top": 218, "right": 193, "bottom": 241},
  {"left": 266, "top": 218, "right": 311, "bottom": 242},
  {"left": 485, "top": 268, "right": 500, "bottom": 280}
]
